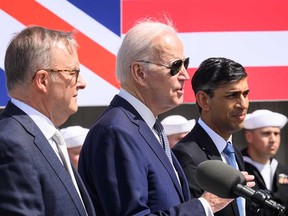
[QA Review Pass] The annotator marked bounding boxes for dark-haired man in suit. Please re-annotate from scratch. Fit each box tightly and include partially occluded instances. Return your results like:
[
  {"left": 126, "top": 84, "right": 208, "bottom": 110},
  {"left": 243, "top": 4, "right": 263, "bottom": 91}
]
[{"left": 173, "top": 57, "right": 251, "bottom": 216}]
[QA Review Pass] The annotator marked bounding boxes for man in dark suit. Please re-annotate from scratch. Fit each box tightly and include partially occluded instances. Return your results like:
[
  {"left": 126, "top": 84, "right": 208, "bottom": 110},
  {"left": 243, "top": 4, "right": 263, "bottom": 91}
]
[
  {"left": 78, "top": 19, "right": 250, "bottom": 216},
  {"left": 0, "top": 26, "right": 95, "bottom": 215},
  {"left": 242, "top": 109, "right": 288, "bottom": 216},
  {"left": 173, "top": 57, "right": 251, "bottom": 216}
]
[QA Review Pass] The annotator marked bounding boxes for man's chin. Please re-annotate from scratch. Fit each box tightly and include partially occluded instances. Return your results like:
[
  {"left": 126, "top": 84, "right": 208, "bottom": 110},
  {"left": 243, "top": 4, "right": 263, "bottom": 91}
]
[{"left": 68, "top": 106, "right": 78, "bottom": 117}]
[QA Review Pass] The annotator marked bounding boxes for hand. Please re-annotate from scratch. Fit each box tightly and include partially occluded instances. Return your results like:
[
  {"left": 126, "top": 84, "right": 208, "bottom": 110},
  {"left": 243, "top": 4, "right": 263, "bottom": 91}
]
[
  {"left": 201, "top": 172, "right": 255, "bottom": 213},
  {"left": 241, "top": 171, "right": 255, "bottom": 188},
  {"left": 201, "top": 191, "right": 233, "bottom": 213}
]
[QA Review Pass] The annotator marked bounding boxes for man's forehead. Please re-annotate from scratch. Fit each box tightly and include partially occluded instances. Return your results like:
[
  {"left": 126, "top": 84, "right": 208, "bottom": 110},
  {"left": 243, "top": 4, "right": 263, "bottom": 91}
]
[
  {"left": 216, "top": 81, "right": 249, "bottom": 93},
  {"left": 257, "top": 127, "right": 281, "bottom": 132}
]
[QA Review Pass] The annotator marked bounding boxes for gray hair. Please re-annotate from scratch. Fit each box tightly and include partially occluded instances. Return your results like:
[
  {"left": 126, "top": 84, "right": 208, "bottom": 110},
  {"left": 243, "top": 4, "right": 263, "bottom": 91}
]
[
  {"left": 4, "top": 26, "right": 78, "bottom": 93},
  {"left": 116, "top": 18, "right": 177, "bottom": 84}
]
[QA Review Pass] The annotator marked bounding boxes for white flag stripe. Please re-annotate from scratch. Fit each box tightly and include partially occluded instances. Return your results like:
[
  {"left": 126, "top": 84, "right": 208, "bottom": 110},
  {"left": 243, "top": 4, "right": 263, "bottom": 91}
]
[
  {"left": 3, "top": 8, "right": 287, "bottom": 70},
  {"left": 0, "top": 10, "right": 118, "bottom": 106},
  {"left": 179, "top": 31, "right": 288, "bottom": 67},
  {"left": 2, "top": 8, "right": 288, "bottom": 106},
  {"left": 79, "top": 65, "right": 118, "bottom": 106},
  {"left": 36, "top": 0, "right": 121, "bottom": 56},
  {"left": 0, "top": 10, "right": 25, "bottom": 69}
]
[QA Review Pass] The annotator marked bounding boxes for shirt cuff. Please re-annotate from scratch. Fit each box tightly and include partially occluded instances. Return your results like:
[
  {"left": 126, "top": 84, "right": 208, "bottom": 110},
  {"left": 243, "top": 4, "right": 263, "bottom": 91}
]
[{"left": 198, "top": 197, "right": 214, "bottom": 216}]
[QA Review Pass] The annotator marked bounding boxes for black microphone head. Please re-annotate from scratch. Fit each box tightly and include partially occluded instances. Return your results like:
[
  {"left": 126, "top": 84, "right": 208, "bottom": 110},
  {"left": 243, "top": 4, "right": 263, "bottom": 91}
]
[{"left": 195, "top": 160, "right": 246, "bottom": 198}]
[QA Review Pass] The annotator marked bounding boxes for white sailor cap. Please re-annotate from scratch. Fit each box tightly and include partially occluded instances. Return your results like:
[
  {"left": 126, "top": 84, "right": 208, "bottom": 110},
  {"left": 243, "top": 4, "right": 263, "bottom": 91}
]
[
  {"left": 244, "top": 109, "right": 288, "bottom": 129},
  {"left": 60, "top": 126, "right": 89, "bottom": 148},
  {"left": 161, "top": 115, "right": 196, "bottom": 136}
]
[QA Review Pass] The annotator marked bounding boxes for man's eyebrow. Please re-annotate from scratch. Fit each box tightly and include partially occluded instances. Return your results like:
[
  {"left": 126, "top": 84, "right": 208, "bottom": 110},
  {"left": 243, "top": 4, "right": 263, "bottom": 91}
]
[
  {"left": 226, "top": 89, "right": 250, "bottom": 93},
  {"left": 224, "top": 90, "right": 250, "bottom": 97}
]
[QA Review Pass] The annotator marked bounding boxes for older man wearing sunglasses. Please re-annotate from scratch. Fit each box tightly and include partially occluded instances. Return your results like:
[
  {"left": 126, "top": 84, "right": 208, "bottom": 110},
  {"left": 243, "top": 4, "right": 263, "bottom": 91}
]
[{"left": 78, "top": 18, "right": 255, "bottom": 216}]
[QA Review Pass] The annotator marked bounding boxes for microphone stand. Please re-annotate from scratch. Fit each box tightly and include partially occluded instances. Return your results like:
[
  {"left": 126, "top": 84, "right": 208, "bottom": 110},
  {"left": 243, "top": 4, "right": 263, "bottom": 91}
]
[{"left": 250, "top": 190, "right": 287, "bottom": 216}]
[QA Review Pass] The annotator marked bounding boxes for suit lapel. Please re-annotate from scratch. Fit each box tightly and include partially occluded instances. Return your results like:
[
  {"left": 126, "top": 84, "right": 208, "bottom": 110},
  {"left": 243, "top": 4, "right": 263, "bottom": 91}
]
[
  {"left": 191, "top": 123, "right": 222, "bottom": 161},
  {"left": 171, "top": 152, "right": 190, "bottom": 201},
  {"left": 110, "top": 96, "right": 185, "bottom": 201},
  {"left": 5, "top": 102, "right": 87, "bottom": 216},
  {"left": 138, "top": 119, "right": 185, "bottom": 201},
  {"left": 32, "top": 129, "right": 87, "bottom": 215},
  {"left": 235, "top": 151, "right": 245, "bottom": 171},
  {"left": 73, "top": 168, "right": 95, "bottom": 216},
  {"left": 191, "top": 123, "right": 241, "bottom": 216}
]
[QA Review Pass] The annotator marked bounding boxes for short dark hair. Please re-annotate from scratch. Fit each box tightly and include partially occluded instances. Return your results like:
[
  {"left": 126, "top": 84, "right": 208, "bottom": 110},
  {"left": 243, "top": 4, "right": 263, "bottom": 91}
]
[
  {"left": 192, "top": 57, "right": 247, "bottom": 111},
  {"left": 192, "top": 57, "right": 247, "bottom": 96}
]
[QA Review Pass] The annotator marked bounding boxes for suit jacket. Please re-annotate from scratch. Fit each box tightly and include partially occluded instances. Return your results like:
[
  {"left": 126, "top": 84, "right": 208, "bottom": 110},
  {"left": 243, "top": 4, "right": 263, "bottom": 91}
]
[
  {"left": 78, "top": 95, "right": 206, "bottom": 216},
  {"left": 242, "top": 148, "right": 288, "bottom": 216},
  {"left": 172, "top": 122, "right": 245, "bottom": 216},
  {"left": 0, "top": 101, "right": 95, "bottom": 216}
]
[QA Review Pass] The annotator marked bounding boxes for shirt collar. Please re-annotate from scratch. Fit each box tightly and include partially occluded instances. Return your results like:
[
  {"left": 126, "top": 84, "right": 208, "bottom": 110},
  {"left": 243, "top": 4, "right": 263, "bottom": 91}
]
[
  {"left": 198, "top": 118, "right": 232, "bottom": 153},
  {"left": 119, "top": 88, "right": 156, "bottom": 129},
  {"left": 11, "top": 98, "right": 57, "bottom": 140}
]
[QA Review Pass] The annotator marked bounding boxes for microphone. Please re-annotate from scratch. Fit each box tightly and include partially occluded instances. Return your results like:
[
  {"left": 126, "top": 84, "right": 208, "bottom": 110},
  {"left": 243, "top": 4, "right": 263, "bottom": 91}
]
[{"left": 195, "top": 160, "right": 287, "bottom": 215}]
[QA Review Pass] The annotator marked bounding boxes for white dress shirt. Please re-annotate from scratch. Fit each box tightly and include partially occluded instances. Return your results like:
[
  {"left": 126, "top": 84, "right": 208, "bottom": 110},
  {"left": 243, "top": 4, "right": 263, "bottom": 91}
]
[{"left": 198, "top": 118, "right": 246, "bottom": 216}]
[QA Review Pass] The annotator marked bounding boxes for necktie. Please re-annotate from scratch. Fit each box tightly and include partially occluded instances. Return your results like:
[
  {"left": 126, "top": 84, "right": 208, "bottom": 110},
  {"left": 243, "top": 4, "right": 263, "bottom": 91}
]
[
  {"left": 223, "top": 142, "right": 245, "bottom": 216},
  {"left": 53, "top": 129, "right": 86, "bottom": 210},
  {"left": 153, "top": 119, "right": 173, "bottom": 165}
]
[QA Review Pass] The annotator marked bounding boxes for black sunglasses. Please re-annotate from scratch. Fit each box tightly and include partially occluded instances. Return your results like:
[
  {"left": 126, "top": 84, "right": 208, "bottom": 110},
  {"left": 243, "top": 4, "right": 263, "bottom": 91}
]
[{"left": 137, "top": 57, "right": 190, "bottom": 76}]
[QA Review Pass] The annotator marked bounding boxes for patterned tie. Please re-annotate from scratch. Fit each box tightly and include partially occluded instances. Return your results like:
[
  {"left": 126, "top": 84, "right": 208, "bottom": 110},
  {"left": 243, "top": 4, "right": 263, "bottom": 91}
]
[
  {"left": 153, "top": 119, "right": 173, "bottom": 165},
  {"left": 53, "top": 129, "right": 86, "bottom": 210},
  {"left": 223, "top": 142, "right": 245, "bottom": 216}
]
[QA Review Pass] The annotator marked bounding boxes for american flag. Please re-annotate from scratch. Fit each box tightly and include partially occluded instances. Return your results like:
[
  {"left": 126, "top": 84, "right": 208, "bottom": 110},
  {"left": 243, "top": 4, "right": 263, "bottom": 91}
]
[{"left": 1, "top": 0, "right": 288, "bottom": 107}]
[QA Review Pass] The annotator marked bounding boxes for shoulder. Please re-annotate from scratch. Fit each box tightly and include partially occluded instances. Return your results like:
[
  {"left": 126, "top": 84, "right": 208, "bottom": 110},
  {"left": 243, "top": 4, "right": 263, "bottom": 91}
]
[
  {"left": 0, "top": 115, "right": 34, "bottom": 150},
  {"left": 276, "top": 162, "right": 288, "bottom": 173},
  {"left": 173, "top": 133, "right": 202, "bottom": 156}
]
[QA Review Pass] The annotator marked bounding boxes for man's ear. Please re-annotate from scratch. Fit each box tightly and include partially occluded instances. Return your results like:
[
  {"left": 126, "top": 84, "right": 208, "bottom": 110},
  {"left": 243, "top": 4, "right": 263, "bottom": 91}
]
[
  {"left": 130, "top": 62, "right": 146, "bottom": 86},
  {"left": 33, "top": 70, "right": 49, "bottom": 92},
  {"left": 245, "top": 130, "right": 253, "bottom": 143},
  {"left": 196, "top": 91, "right": 210, "bottom": 111}
]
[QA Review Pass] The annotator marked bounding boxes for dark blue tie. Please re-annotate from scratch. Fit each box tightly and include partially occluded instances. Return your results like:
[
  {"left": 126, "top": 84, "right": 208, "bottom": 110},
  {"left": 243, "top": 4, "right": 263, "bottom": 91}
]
[
  {"left": 153, "top": 119, "right": 173, "bottom": 165},
  {"left": 223, "top": 142, "right": 245, "bottom": 216}
]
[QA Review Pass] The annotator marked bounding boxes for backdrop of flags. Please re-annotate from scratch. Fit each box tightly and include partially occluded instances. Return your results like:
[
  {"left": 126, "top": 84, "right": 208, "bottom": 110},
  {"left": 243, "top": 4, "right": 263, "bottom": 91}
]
[{"left": 1, "top": 0, "right": 288, "bottom": 107}]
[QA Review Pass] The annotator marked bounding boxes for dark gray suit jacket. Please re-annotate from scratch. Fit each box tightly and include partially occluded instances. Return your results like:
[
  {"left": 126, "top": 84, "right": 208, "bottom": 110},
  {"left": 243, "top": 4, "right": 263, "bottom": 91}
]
[
  {"left": 173, "top": 122, "right": 245, "bottom": 216},
  {"left": 0, "top": 101, "right": 95, "bottom": 216}
]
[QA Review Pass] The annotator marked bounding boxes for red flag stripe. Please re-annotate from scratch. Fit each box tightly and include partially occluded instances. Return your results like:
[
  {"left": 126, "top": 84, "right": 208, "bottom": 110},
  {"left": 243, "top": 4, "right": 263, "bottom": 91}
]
[
  {"left": 122, "top": 0, "right": 288, "bottom": 33},
  {"left": 0, "top": 0, "right": 119, "bottom": 88},
  {"left": 184, "top": 66, "right": 288, "bottom": 102}
]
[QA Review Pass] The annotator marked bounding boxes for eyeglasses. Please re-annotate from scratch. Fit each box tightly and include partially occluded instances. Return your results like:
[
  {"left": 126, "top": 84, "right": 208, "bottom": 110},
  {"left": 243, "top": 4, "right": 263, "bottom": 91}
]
[
  {"left": 33, "top": 69, "right": 80, "bottom": 84},
  {"left": 137, "top": 57, "right": 189, "bottom": 76}
]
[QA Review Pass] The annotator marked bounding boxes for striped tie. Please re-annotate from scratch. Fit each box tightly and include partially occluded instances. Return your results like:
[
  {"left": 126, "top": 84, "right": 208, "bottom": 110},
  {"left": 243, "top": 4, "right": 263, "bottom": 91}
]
[{"left": 153, "top": 119, "right": 173, "bottom": 165}]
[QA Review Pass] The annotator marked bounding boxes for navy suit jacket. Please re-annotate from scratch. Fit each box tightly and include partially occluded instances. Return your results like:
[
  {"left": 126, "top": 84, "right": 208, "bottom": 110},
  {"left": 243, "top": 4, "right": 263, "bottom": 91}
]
[
  {"left": 78, "top": 95, "right": 206, "bottom": 216},
  {"left": 173, "top": 122, "right": 245, "bottom": 216},
  {"left": 0, "top": 101, "right": 95, "bottom": 216}
]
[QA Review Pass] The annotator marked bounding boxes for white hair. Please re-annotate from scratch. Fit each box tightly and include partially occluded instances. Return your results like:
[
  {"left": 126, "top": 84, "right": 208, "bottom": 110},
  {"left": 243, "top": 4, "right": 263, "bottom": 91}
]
[{"left": 116, "top": 18, "right": 177, "bottom": 84}]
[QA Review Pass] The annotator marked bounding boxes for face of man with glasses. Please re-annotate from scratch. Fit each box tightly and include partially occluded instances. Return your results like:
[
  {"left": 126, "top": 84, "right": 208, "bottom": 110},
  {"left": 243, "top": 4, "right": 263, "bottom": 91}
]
[
  {"left": 132, "top": 32, "right": 190, "bottom": 116},
  {"left": 34, "top": 41, "right": 86, "bottom": 126}
]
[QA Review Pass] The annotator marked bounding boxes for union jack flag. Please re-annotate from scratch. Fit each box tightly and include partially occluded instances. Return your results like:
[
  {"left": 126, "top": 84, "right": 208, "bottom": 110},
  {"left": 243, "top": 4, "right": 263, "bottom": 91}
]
[{"left": 1, "top": 0, "right": 288, "bottom": 107}]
